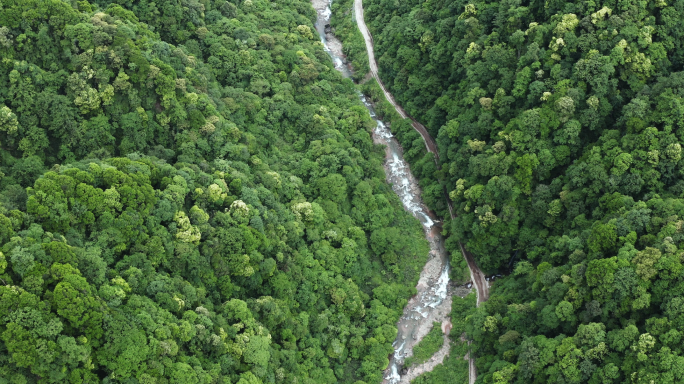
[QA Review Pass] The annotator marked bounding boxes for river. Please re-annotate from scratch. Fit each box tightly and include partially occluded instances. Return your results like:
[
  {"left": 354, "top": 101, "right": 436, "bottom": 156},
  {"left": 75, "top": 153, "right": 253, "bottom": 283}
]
[{"left": 311, "top": 1, "right": 458, "bottom": 382}]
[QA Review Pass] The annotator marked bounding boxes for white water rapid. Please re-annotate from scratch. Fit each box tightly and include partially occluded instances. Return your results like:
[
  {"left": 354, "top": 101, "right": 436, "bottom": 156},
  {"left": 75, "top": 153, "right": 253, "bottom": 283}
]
[{"left": 311, "top": 1, "right": 457, "bottom": 382}]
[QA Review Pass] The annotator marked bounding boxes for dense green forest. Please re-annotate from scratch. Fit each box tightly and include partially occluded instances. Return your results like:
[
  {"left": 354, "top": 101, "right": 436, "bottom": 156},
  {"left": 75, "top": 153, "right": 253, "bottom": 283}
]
[
  {"left": 0, "top": 0, "right": 435, "bottom": 383},
  {"left": 358, "top": 0, "right": 684, "bottom": 382}
]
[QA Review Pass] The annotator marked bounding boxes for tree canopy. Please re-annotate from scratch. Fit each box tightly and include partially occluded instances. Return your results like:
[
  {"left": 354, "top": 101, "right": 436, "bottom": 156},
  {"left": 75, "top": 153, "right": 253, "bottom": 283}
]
[
  {"left": 349, "top": 0, "right": 684, "bottom": 382},
  {"left": 0, "top": 0, "right": 432, "bottom": 382}
]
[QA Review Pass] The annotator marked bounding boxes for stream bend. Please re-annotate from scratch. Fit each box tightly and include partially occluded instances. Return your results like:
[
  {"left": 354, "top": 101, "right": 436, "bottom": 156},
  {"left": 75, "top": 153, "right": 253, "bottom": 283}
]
[
  {"left": 312, "top": 0, "right": 489, "bottom": 383},
  {"left": 351, "top": 1, "right": 490, "bottom": 383}
]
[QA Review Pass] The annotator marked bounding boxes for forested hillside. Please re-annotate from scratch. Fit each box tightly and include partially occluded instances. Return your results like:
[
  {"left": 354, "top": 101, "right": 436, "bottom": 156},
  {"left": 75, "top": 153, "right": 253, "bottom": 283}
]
[
  {"left": 362, "top": 0, "right": 684, "bottom": 382},
  {"left": 0, "top": 0, "right": 432, "bottom": 383}
]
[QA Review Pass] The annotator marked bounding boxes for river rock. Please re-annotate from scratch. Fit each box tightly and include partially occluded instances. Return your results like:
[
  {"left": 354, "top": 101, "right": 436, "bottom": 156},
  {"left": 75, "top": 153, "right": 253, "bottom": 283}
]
[{"left": 324, "top": 24, "right": 332, "bottom": 33}]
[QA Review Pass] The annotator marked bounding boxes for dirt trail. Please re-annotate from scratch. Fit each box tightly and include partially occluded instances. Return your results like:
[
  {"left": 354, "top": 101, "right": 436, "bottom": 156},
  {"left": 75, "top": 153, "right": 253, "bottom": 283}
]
[
  {"left": 353, "top": 1, "right": 489, "bottom": 382},
  {"left": 311, "top": 0, "right": 459, "bottom": 381},
  {"left": 353, "top": 0, "right": 438, "bottom": 157}
]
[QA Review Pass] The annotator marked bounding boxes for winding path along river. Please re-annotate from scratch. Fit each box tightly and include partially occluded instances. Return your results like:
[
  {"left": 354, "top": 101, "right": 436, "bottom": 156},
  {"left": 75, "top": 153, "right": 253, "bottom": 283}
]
[
  {"left": 353, "top": 0, "right": 438, "bottom": 157},
  {"left": 352, "top": 2, "right": 491, "bottom": 383},
  {"left": 312, "top": 1, "right": 489, "bottom": 383}
]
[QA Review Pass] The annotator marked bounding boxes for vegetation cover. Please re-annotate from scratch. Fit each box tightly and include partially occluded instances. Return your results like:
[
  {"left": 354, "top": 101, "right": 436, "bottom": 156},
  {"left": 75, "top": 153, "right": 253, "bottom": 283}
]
[
  {"left": 358, "top": 79, "right": 473, "bottom": 285},
  {"left": 329, "top": 0, "right": 370, "bottom": 82},
  {"left": 411, "top": 293, "right": 475, "bottom": 384},
  {"left": 0, "top": 0, "right": 433, "bottom": 383},
  {"left": 403, "top": 322, "right": 444, "bottom": 367},
  {"left": 360, "top": 0, "right": 684, "bottom": 382}
]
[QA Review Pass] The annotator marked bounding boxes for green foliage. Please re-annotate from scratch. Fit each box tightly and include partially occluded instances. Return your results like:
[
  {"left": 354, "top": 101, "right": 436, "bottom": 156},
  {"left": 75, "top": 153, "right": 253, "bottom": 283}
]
[
  {"left": 0, "top": 0, "right": 434, "bottom": 382},
  {"left": 330, "top": 0, "right": 370, "bottom": 81},
  {"left": 411, "top": 293, "right": 476, "bottom": 384},
  {"left": 411, "top": 340, "right": 470, "bottom": 384},
  {"left": 359, "top": 0, "right": 684, "bottom": 271},
  {"left": 404, "top": 322, "right": 445, "bottom": 367},
  {"left": 0, "top": 155, "right": 429, "bottom": 383},
  {"left": 344, "top": 0, "right": 684, "bottom": 381}
]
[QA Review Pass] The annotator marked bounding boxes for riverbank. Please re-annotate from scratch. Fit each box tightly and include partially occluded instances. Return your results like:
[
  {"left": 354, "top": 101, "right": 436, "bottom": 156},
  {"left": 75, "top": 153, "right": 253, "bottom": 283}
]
[
  {"left": 321, "top": 0, "right": 490, "bottom": 382},
  {"left": 311, "top": 0, "right": 473, "bottom": 382}
]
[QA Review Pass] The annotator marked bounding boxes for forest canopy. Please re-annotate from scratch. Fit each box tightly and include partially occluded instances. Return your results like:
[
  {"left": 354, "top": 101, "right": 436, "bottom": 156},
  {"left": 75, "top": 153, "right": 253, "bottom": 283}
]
[
  {"left": 360, "top": 0, "right": 684, "bottom": 382},
  {"left": 0, "top": 0, "right": 432, "bottom": 383}
]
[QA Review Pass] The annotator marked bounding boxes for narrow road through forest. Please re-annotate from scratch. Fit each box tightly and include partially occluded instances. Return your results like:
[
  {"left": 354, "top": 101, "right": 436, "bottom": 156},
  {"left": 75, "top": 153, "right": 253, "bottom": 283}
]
[
  {"left": 353, "top": 1, "right": 489, "bottom": 382},
  {"left": 353, "top": 0, "right": 439, "bottom": 157}
]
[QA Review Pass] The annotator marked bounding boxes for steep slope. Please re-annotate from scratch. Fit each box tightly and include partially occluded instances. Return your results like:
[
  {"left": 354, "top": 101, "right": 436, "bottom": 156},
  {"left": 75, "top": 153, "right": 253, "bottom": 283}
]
[
  {"left": 0, "top": 0, "right": 432, "bottom": 383},
  {"left": 361, "top": 0, "right": 684, "bottom": 382},
  {"left": 352, "top": 1, "right": 487, "bottom": 381}
]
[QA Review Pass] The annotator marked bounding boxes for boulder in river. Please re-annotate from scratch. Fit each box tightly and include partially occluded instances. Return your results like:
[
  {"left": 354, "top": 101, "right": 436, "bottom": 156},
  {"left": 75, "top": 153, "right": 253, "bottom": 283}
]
[{"left": 324, "top": 24, "right": 332, "bottom": 34}]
